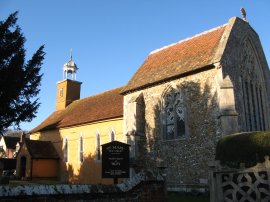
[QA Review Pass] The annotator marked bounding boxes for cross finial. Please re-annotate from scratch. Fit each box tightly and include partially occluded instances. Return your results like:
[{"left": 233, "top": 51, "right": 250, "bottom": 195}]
[{"left": 240, "top": 7, "right": 247, "bottom": 22}]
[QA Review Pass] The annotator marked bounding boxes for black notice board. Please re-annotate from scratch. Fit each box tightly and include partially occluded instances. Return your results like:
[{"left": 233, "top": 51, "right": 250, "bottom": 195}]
[{"left": 102, "top": 141, "right": 130, "bottom": 178}]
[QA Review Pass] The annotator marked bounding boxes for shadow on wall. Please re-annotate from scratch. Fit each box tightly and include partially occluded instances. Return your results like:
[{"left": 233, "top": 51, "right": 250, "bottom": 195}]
[
  {"left": 67, "top": 153, "right": 119, "bottom": 184},
  {"left": 32, "top": 81, "right": 219, "bottom": 185},
  {"left": 34, "top": 129, "right": 118, "bottom": 184},
  {"left": 144, "top": 80, "right": 219, "bottom": 184},
  {"left": 56, "top": 131, "right": 113, "bottom": 184},
  {"left": 35, "top": 130, "right": 66, "bottom": 182},
  {"left": 69, "top": 153, "right": 101, "bottom": 184}
]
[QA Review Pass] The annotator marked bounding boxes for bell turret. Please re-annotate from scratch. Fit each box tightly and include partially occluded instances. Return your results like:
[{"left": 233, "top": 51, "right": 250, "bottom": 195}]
[
  {"left": 56, "top": 50, "right": 82, "bottom": 111},
  {"left": 63, "top": 49, "right": 78, "bottom": 80}
]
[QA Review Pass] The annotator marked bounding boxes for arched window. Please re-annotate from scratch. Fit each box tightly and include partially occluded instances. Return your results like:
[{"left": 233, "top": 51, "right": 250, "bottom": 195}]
[
  {"left": 240, "top": 38, "right": 267, "bottom": 131},
  {"left": 109, "top": 128, "right": 115, "bottom": 142},
  {"left": 96, "top": 131, "right": 101, "bottom": 160},
  {"left": 79, "top": 134, "right": 84, "bottom": 163},
  {"left": 163, "top": 91, "right": 186, "bottom": 140},
  {"left": 63, "top": 137, "right": 68, "bottom": 163}
]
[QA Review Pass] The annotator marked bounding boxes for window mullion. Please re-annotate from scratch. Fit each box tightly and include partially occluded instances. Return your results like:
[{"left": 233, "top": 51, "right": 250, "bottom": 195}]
[{"left": 174, "top": 107, "right": 177, "bottom": 139}]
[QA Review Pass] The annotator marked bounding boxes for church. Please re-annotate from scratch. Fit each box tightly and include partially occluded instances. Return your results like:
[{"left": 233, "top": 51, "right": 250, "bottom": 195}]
[
  {"left": 121, "top": 16, "right": 270, "bottom": 190},
  {"left": 18, "top": 14, "right": 270, "bottom": 190},
  {"left": 26, "top": 56, "right": 125, "bottom": 184}
]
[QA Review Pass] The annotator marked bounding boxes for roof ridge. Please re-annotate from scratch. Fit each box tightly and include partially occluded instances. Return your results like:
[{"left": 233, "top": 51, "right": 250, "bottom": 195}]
[
  {"left": 150, "top": 24, "right": 227, "bottom": 55},
  {"left": 74, "top": 86, "right": 124, "bottom": 103}
]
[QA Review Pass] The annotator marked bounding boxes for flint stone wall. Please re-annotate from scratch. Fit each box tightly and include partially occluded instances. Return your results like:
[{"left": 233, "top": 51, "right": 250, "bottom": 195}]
[
  {"left": 124, "top": 68, "right": 222, "bottom": 189},
  {"left": 123, "top": 18, "right": 270, "bottom": 191}
]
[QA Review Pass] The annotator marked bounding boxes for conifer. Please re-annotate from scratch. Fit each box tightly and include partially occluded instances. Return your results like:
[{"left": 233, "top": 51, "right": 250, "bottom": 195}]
[{"left": 0, "top": 12, "right": 45, "bottom": 130}]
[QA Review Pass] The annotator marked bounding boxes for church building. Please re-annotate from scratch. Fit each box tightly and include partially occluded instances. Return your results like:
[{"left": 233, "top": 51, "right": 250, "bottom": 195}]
[
  {"left": 121, "top": 16, "right": 270, "bottom": 190},
  {"left": 30, "top": 54, "right": 125, "bottom": 184},
  {"left": 26, "top": 14, "right": 270, "bottom": 190}
]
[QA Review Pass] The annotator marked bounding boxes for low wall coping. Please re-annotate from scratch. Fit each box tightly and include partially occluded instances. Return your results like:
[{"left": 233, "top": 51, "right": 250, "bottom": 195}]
[{"left": 0, "top": 170, "right": 164, "bottom": 197}]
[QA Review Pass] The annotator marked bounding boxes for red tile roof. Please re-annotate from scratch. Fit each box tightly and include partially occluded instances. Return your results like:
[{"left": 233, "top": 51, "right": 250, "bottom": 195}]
[
  {"left": 121, "top": 25, "right": 226, "bottom": 94},
  {"left": 31, "top": 86, "right": 124, "bottom": 133},
  {"left": 25, "top": 139, "right": 59, "bottom": 159}
]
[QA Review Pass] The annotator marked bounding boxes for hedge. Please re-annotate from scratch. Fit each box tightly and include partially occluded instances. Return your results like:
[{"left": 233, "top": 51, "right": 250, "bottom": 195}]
[{"left": 215, "top": 131, "right": 270, "bottom": 168}]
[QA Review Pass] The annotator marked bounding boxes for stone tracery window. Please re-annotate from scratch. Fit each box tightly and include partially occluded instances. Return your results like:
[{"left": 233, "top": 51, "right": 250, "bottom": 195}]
[
  {"left": 240, "top": 38, "right": 267, "bottom": 131},
  {"left": 163, "top": 91, "right": 186, "bottom": 140}
]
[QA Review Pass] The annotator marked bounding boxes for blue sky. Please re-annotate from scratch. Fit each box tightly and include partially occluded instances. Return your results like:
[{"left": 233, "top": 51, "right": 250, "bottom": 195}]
[{"left": 0, "top": 0, "right": 269, "bottom": 131}]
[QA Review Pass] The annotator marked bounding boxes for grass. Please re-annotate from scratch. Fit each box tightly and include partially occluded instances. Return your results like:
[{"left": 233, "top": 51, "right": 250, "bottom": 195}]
[{"left": 167, "top": 192, "right": 209, "bottom": 202}]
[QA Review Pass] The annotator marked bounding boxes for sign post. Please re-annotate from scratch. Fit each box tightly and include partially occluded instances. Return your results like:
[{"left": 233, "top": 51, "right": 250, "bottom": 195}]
[{"left": 102, "top": 141, "right": 130, "bottom": 184}]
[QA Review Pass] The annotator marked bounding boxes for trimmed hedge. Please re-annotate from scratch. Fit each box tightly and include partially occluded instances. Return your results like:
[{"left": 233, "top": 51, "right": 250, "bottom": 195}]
[{"left": 215, "top": 131, "right": 270, "bottom": 168}]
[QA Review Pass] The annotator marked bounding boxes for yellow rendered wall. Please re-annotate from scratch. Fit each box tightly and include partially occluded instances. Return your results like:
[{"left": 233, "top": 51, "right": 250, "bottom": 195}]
[{"left": 31, "top": 117, "right": 125, "bottom": 184}]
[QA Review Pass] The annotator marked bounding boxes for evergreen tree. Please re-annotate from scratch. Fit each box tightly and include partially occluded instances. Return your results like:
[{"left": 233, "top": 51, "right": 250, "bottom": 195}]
[{"left": 0, "top": 12, "right": 45, "bottom": 131}]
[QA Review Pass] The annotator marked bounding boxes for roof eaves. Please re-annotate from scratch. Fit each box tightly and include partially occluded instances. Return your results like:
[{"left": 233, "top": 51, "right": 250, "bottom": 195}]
[
  {"left": 32, "top": 115, "right": 123, "bottom": 133},
  {"left": 46, "top": 115, "right": 123, "bottom": 131},
  {"left": 121, "top": 64, "right": 216, "bottom": 95}
]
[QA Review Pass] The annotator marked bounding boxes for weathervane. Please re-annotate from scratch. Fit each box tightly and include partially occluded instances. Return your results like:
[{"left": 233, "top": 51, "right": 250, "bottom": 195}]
[{"left": 240, "top": 7, "right": 247, "bottom": 22}]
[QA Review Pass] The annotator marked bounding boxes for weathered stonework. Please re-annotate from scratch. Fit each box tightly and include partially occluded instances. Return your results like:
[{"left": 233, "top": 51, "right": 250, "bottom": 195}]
[
  {"left": 220, "top": 17, "right": 270, "bottom": 132},
  {"left": 123, "top": 17, "right": 270, "bottom": 190},
  {"left": 124, "top": 68, "right": 221, "bottom": 187}
]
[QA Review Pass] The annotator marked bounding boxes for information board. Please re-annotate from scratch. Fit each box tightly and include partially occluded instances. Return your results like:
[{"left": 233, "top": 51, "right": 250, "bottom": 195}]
[{"left": 102, "top": 141, "right": 130, "bottom": 178}]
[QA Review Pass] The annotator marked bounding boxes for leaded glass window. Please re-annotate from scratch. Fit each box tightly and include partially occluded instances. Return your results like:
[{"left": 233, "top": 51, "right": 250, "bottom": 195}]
[
  {"left": 64, "top": 137, "right": 68, "bottom": 163},
  {"left": 240, "top": 39, "right": 267, "bottom": 132},
  {"left": 110, "top": 129, "right": 115, "bottom": 142},
  {"left": 96, "top": 132, "right": 101, "bottom": 160},
  {"left": 242, "top": 79, "right": 266, "bottom": 132},
  {"left": 164, "top": 92, "right": 186, "bottom": 140},
  {"left": 79, "top": 135, "right": 84, "bottom": 163}
]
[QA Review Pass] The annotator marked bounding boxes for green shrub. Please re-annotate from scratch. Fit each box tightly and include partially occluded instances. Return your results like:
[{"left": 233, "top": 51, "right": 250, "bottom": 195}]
[{"left": 215, "top": 131, "right": 270, "bottom": 168}]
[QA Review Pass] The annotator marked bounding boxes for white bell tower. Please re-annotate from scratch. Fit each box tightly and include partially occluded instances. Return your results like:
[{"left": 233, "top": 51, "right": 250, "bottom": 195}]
[{"left": 63, "top": 49, "right": 78, "bottom": 80}]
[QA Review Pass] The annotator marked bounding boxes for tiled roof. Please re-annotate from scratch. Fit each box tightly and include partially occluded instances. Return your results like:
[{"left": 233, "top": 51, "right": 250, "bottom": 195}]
[
  {"left": 121, "top": 25, "right": 226, "bottom": 94},
  {"left": 31, "top": 86, "right": 124, "bottom": 133},
  {"left": 4, "top": 136, "right": 20, "bottom": 149},
  {"left": 25, "top": 139, "right": 59, "bottom": 159}
]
